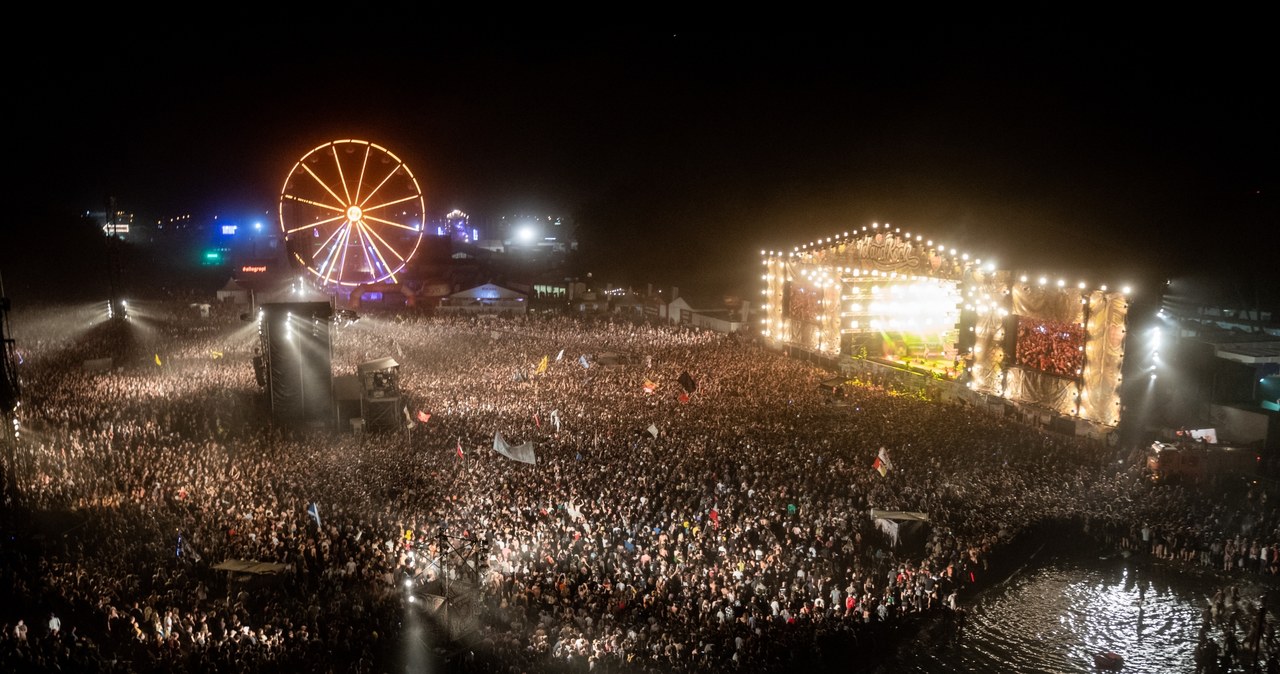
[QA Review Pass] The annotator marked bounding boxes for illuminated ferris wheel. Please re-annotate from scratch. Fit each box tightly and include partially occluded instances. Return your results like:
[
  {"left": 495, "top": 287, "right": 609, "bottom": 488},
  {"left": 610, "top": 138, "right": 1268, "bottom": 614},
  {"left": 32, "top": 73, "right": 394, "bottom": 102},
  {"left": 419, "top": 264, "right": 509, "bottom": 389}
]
[{"left": 279, "top": 139, "right": 426, "bottom": 289}]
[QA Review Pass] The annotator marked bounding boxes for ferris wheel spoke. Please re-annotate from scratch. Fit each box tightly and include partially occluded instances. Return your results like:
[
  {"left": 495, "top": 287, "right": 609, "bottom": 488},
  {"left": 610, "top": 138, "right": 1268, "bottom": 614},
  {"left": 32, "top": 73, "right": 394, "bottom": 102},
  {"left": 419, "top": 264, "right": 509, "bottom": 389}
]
[
  {"left": 287, "top": 212, "right": 346, "bottom": 235},
  {"left": 357, "top": 163, "right": 408, "bottom": 211},
  {"left": 360, "top": 221, "right": 408, "bottom": 263},
  {"left": 363, "top": 213, "right": 420, "bottom": 232},
  {"left": 312, "top": 222, "right": 348, "bottom": 262},
  {"left": 357, "top": 222, "right": 402, "bottom": 282},
  {"left": 353, "top": 144, "right": 372, "bottom": 205},
  {"left": 321, "top": 226, "right": 352, "bottom": 287},
  {"left": 335, "top": 225, "right": 356, "bottom": 287},
  {"left": 316, "top": 225, "right": 349, "bottom": 286},
  {"left": 330, "top": 145, "right": 355, "bottom": 205},
  {"left": 281, "top": 193, "right": 345, "bottom": 214},
  {"left": 299, "top": 163, "right": 351, "bottom": 209},
  {"left": 353, "top": 223, "right": 384, "bottom": 282},
  {"left": 361, "top": 193, "right": 421, "bottom": 214}
]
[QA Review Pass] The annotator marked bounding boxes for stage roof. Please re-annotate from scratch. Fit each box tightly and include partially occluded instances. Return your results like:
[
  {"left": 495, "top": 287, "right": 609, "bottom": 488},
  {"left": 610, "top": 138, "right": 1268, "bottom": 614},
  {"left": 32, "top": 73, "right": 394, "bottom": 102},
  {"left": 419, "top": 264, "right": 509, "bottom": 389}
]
[
  {"left": 358, "top": 357, "right": 400, "bottom": 374},
  {"left": 1214, "top": 341, "right": 1280, "bottom": 365}
]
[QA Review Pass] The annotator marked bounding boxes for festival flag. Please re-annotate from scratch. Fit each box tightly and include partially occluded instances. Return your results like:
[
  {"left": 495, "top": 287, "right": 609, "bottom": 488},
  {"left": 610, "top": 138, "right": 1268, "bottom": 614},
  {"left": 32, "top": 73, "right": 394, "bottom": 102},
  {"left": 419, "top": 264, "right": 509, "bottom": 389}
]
[
  {"left": 154, "top": 353, "right": 162, "bottom": 366},
  {"left": 456, "top": 437, "right": 464, "bottom": 459},
  {"left": 403, "top": 407, "right": 413, "bottom": 429},
  {"left": 417, "top": 410, "right": 431, "bottom": 423},
  {"left": 493, "top": 431, "right": 538, "bottom": 464},
  {"left": 643, "top": 379, "right": 659, "bottom": 394},
  {"left": 647, "top": 423, "right": 660, "bottom": 439},
  {"left": 306, "top": 502, "right": 322, "bottom": 529},
  {"left": 678, "top": 370, "right": 698, "bottom": 394},
  {"left": 872, "top": 457, "right": 887, "bottom": 477},
  {"left": 536, "top": 355, "right": 549, "bottom": 375},
  {"left": 877, "top": 446, "right": 894, "bottom": 472},
  {"left": 210, "top": 350, "right": 223, "bottom": 359},
  {"left": 579, "top": 354, "right": 590, "bottom": 369},
  {"left": 555, "top": 348, "right": 565, "bottom": 362},
  {"left": 550, "top": 409, "right": 561, "bottom": 432}
]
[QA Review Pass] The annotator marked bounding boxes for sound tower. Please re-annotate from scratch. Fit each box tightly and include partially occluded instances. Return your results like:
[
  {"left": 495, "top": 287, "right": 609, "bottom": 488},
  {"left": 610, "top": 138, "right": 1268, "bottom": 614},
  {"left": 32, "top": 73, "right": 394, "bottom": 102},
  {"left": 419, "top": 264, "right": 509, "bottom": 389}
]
[{"left": 258, "top": 301, "right": 334, "bottom": 428}]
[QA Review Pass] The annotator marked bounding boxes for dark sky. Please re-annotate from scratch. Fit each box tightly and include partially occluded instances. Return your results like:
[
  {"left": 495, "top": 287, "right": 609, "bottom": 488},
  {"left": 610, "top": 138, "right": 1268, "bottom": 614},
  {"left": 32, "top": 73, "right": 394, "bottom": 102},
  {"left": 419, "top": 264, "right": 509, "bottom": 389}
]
[{"left": 9, "top": 21, "right": 1276, "bottom": 305}]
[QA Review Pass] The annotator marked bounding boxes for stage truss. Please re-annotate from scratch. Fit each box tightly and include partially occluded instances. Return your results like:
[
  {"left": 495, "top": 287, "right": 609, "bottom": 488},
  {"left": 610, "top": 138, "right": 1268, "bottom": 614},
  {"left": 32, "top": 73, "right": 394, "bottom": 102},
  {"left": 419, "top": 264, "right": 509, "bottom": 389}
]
[{"left": 761, "top": 224, "right": 1130, "bottom": 427}]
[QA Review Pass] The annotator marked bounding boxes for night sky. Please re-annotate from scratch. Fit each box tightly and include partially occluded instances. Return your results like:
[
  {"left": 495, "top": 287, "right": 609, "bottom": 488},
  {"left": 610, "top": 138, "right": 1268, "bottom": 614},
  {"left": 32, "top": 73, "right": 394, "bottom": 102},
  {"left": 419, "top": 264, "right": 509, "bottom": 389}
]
[{"left": 8, "top": 21, "right": 1276, "bottom": 306}]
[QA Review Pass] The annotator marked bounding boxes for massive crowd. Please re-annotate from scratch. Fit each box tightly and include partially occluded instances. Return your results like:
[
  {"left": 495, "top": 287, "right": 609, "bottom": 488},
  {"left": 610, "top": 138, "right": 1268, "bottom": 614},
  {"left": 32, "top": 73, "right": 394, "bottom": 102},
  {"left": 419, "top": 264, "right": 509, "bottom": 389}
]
[{"left": 0, "top": 298, "right": 1277, "bottom": 673}]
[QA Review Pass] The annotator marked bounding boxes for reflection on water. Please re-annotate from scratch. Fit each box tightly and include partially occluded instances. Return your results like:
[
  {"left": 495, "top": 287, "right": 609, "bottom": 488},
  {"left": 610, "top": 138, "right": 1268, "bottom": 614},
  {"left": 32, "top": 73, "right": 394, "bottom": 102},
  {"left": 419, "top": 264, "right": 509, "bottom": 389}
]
[{"left": 882, "top": 549, "right": 1279, "bottom": 674}]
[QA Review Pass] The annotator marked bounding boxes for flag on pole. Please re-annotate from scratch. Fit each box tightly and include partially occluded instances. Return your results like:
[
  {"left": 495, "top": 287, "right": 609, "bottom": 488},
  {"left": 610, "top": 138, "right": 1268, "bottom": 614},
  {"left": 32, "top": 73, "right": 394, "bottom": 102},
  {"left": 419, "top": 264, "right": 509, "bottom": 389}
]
[
  {"left": 417, "top": 410, "right": 431, "bottom": 423},
  {"left": 647, "top": 423, "right": 660, "bottom": 439},
  {"left": 877, "top": 446, "right": 894, "bottom": 472},
  {"left": 678, "top": 371, "right": 698, "bottom": 394},
  {"left": 154, "top": 354, "right": 162, "bottom": 366},
  {"left": 536, "top": 355, "right": 549, "bottom": 375},
  {"left": 579, "top": 354, "right": 590, "bottom": 369},
  {"left": 550, "top": 409, "right": 561, "bottom": 432},
  {"left": 556, "top": 348, "right": 565, "bottom": 362},
  {"left": 456, "top": 437, "right": 464, "bottom": 459},
  {"left": 306, "top": 502, "right": 322, "bottom": 529},
  {"left": 403, "top": 407, "right": 413, "bottom": 428},
  {"left": 872, "top": 457, "right": 887, "bottom": 477}
]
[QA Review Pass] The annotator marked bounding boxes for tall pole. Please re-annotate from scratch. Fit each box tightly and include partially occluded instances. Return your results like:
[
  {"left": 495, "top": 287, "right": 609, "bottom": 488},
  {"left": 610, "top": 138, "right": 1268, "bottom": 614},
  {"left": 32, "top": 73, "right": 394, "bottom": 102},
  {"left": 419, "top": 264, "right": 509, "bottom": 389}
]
[
  {"left": 104, "top": 196, "right": 120, "bottom": 316},
  {"left": 0, "top": 271, "right": 20, "bottom": 503}
]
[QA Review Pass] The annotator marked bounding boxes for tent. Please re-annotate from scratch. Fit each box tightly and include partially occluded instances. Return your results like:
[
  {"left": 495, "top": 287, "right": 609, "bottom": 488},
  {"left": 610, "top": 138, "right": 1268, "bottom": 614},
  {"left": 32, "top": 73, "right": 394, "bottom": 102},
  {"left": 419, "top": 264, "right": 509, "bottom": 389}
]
[
  {"left": 869, "top": 509, "right": 930, "bottom": 550},
  {"left": 216, "top": 277, "right": 251, "bottom": 304}
]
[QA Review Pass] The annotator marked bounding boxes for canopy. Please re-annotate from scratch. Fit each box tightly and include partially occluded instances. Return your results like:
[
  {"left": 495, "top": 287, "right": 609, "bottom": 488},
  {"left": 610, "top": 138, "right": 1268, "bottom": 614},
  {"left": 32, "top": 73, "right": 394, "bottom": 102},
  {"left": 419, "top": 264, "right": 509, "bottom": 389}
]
[
  {"left": 358, "top": 357, "right": 400, "bottom": 374},
  {"left": 869, "top": 509, "right": 929, "bottom": 522},
  {"left": 211, "top": 560, "right": 291, "bottom": 575}
]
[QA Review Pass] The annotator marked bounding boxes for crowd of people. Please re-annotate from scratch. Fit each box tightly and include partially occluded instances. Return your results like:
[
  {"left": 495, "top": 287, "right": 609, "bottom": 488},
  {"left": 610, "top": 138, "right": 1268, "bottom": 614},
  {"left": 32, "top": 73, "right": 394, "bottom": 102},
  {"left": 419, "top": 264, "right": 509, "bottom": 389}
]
[{"left": 0, "top": 297, "right": 1277, "bottom": 673}]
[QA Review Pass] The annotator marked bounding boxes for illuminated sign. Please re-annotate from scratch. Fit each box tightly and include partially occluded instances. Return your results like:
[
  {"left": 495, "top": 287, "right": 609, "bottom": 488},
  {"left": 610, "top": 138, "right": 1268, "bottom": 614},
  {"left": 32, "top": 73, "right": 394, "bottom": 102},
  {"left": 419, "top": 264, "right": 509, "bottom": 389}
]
[
  {"left": 221, "top": 225, "right": 238, "bottom": 235},
  {"left": 241, "top": 265, "right": 269, "bottom": 273}
]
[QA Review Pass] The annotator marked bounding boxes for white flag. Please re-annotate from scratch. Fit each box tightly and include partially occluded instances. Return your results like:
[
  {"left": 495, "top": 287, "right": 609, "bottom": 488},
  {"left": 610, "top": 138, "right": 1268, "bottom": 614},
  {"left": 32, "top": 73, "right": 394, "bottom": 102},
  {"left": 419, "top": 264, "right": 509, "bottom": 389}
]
[
  {"left": 493, "top": 431, "right": 538, "bottom": 465},
  {"left": 647, "top": 424, "right": 659, "bottom": 439}
]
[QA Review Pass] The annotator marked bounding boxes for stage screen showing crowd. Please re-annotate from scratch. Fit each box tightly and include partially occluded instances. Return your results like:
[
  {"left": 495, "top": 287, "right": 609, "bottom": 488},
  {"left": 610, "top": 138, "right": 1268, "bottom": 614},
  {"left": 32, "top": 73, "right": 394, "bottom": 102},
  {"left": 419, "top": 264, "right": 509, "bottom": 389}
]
[{"left": 1014, "top": 316, "right": 1085, "bottom": 379}]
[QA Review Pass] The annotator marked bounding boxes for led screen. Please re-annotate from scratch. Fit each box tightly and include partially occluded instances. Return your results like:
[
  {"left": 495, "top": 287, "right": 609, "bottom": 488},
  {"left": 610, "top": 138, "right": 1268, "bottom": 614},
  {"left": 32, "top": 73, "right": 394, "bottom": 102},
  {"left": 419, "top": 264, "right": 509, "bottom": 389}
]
[{"left": 1015, "top": 316, "right": 1085, "bottom": 378}]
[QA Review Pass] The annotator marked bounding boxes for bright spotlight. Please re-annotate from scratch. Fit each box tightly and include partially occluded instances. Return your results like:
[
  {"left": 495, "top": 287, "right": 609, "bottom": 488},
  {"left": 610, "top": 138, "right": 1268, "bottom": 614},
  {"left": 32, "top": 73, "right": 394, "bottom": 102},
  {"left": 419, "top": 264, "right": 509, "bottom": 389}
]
[{"left": 516, "top": 225, "right": 536, "bottom": 243}]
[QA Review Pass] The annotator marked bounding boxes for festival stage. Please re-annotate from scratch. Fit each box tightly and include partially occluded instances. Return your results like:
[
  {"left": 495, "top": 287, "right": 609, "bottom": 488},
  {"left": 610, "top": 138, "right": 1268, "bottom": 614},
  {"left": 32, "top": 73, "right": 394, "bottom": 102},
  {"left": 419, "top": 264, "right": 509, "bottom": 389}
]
[{"left": 762, "top": 223, "right": 1131, "bottom": 429}]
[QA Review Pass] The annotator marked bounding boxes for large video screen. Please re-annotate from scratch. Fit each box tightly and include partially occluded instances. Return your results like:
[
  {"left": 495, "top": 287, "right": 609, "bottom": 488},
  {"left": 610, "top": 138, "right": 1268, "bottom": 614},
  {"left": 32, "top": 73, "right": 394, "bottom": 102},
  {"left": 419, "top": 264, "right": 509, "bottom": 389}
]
[{"left": 1015, "top": 316, "right": 1085, "bottom": 379}]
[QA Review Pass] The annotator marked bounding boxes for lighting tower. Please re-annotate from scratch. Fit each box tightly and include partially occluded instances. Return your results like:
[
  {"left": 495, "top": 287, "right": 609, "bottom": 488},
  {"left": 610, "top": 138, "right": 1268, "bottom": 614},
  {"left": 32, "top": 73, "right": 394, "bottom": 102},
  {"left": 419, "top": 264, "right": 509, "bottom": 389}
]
[{"left": 0, "top": 271, "right": 20, "bottom": 502}]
